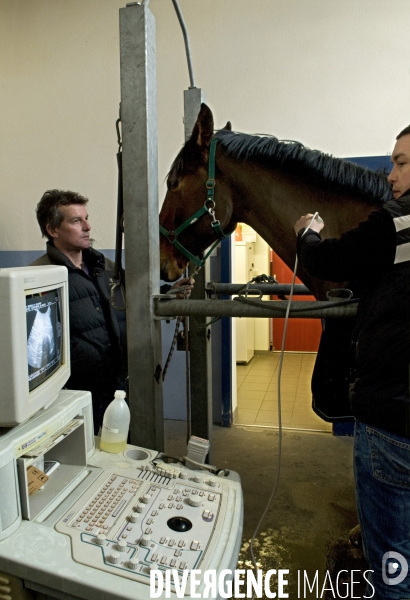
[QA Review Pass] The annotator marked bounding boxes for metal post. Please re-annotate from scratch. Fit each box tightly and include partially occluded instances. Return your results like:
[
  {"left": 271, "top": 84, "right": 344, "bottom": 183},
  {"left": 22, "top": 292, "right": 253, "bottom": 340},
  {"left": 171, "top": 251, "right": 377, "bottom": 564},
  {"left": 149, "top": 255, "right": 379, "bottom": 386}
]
[
  {"left": 119, "top": 3, "right": 164, "bottom": 451},
  {"left": 183, "top": 88, "right": 214, "bottom": 460},
  {"left": 183, "top": 88, "right": 204, "bottom": 141}
]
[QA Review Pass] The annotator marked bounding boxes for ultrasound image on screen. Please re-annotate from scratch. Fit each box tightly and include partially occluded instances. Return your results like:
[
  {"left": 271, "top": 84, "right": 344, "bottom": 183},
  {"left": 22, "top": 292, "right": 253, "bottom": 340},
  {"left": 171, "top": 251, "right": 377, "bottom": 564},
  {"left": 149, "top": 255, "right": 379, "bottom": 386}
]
[{"left": 26, "top": 289, "right": 62, "bottom": 393}]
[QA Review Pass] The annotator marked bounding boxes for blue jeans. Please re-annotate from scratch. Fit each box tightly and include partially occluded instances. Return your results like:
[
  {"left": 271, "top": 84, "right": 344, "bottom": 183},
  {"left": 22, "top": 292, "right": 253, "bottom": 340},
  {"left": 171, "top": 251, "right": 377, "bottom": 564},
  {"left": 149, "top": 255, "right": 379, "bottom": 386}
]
[{"left": 355, "top": 421, "right": 410, "bottom": 599}]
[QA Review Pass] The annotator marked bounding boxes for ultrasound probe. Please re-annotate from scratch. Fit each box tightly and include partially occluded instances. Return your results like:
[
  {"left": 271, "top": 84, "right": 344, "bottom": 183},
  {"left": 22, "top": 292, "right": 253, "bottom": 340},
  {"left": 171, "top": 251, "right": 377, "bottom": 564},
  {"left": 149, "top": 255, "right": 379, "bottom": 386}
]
[{"left": 300, "top": 211, "right": 324, "bottom": 237}]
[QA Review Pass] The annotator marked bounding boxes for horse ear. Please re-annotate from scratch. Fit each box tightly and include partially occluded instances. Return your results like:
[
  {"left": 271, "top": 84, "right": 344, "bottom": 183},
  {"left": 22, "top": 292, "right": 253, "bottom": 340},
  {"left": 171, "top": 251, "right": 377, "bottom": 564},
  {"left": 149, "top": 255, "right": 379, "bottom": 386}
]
[
  {"left": 191, "top": 103, "right": 214, "bottom": 149},
  {"left": 224, "top": 121, "right": 232, "bottom": 131}
]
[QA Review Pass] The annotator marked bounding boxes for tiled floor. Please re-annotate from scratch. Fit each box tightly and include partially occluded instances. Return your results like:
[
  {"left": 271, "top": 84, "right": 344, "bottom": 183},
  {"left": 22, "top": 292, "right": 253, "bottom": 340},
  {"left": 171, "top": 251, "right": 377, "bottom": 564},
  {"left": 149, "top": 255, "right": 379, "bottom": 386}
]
[{"left": 236, "top": 351, "right": 332, "bottom": 431}]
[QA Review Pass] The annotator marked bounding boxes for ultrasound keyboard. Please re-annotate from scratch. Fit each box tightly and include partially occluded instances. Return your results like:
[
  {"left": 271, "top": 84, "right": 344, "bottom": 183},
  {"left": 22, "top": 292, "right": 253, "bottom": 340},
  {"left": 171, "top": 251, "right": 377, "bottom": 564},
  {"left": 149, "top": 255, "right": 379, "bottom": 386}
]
[{"left": 55, "top": 463, "right": 242, "bottom": 593}]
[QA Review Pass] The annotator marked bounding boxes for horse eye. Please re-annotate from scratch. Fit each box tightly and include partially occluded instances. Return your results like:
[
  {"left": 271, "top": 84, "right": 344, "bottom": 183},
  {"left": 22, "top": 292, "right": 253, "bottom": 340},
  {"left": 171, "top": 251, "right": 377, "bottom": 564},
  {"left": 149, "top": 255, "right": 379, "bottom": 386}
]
[{"left": 167, "top": 178, "right": 178, "bottom": 191}]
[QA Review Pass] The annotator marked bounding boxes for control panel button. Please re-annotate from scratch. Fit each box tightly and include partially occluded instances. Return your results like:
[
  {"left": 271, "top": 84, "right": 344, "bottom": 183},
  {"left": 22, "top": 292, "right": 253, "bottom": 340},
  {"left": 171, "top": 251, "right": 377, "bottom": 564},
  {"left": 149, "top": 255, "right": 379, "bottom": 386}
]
[
  {"left": 128, "top": 556, "right": 139, "bottom": 570},
  {"left": 188, "top": 495, "right": 201, "bottom": 507},
  {"left": 110, "top": 550, "right": 120, "bottom": 564},
  {"left": 140, "top": 534, "right": 151, "bottom": 547}
]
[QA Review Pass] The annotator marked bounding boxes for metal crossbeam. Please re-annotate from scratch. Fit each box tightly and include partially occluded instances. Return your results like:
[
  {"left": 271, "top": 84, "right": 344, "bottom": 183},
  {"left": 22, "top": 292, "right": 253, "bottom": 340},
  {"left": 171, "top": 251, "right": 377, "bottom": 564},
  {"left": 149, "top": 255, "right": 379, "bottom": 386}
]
[{"left": 155, "top": 298, "right": 358, "bottom": 319}]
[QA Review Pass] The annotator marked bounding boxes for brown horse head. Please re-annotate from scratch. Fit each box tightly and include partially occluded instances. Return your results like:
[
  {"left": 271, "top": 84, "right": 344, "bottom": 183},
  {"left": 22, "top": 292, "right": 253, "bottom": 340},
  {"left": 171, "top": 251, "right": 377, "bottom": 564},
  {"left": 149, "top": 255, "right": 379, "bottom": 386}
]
[
  {"left": 159, "top": 104, "right": 235, "bottom": 281},
  {"left": 160, "top": 104, "right": 391, "bottom": 297}
]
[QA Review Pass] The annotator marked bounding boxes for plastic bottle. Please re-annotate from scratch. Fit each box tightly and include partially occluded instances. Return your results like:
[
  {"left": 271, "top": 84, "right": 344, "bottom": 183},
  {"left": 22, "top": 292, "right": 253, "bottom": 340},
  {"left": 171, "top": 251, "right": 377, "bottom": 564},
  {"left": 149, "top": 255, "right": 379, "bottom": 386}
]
[{"left": 100, "top": 390, "right": 130, "bottom": 453}]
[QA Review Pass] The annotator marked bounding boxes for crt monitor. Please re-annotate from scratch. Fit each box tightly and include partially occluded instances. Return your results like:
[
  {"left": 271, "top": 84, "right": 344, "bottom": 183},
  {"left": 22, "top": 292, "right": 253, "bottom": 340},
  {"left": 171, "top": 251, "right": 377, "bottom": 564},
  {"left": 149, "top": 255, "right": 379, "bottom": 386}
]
[{"left": 0, "top": 266, "right": 70, "bottom": 427}]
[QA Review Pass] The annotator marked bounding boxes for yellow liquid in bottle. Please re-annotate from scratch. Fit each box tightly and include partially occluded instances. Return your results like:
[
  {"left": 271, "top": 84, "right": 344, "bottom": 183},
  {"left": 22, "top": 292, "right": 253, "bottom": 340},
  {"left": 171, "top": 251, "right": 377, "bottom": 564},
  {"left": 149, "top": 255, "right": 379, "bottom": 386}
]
[{"left": 100, "top": 439, "right": 127, "bottom": 453}]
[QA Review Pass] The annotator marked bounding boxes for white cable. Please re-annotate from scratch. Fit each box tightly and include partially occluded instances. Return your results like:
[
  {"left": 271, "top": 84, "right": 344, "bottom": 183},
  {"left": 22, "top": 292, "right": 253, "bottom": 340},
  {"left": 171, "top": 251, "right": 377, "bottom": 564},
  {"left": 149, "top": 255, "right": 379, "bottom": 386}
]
[{"left": 248, "top": 213, "right": 320, "bottom": 586}]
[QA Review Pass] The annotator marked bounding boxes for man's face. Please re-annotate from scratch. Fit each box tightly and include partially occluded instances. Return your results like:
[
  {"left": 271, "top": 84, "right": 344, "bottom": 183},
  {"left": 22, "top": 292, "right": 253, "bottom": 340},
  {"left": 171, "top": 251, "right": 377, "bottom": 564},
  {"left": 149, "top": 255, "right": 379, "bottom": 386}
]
[
  {"left": 47, "top": 204, "right": 91, "bottom": 253},
  {"left": 388, "top": 134, "right": 410, "bottom": 199}
]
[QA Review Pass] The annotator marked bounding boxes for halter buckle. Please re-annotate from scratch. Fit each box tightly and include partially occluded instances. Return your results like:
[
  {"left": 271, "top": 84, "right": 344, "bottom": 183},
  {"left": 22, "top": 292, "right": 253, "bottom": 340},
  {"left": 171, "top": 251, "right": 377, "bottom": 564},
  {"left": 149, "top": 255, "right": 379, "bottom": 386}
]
[{"left": 205, "top": 198, "right": 216, "bottom": 214}]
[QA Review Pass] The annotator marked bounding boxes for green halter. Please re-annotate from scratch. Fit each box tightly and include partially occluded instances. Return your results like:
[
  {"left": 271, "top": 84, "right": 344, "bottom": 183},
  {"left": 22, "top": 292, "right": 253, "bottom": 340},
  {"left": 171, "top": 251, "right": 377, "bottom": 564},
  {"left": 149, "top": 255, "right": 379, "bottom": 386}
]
[{"left": 159, "top": 138, "right": 227, "bottom": 268}]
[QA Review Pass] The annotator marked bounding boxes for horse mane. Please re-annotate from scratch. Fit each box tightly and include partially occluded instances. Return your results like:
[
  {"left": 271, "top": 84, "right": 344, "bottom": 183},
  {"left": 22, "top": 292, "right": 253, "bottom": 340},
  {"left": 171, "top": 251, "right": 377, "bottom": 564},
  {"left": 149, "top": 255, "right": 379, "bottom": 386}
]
[{"left": 214, "top": 129, "right": 392, "bottom": 205}]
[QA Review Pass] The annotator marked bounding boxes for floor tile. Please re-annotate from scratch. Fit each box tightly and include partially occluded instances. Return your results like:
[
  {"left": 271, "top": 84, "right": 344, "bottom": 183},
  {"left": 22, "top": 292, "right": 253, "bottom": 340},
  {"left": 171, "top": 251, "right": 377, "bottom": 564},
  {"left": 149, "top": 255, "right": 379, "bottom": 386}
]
[
  {"left": 260, "top": 399, "right": 294, "bottom": 411},
  {"left": 236, "top": 409, "right": 258, "bottom": 423},
  {"left": 237, "top": 389, "right": 266, "bottom": 402},
  {"left": 243, "top": 374, "right": 273, "bottom": 384},
  {"left": 239, "top": 381, "right": 270, "bottom": 392},
  {"left": 235, "top": 352, "right": 330, "bottom": 431},
  {"left": 237, "top": 398, "right": 263, "bottom": 410}
]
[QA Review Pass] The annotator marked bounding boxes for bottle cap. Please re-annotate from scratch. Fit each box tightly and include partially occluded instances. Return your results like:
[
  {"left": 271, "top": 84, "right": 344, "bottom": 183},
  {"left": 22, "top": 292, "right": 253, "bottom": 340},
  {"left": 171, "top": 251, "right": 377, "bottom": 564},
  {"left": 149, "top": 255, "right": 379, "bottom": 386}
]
[{"left": 114, "top": 390, "right": 126, "bottom": 399}]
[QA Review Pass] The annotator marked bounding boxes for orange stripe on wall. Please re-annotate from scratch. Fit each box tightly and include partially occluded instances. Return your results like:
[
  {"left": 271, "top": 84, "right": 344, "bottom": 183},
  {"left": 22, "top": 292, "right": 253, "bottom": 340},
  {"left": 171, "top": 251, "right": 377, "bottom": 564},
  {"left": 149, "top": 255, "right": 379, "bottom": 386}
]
[{"left": 271, "top": 252, "right": 322, "bottom": 352}]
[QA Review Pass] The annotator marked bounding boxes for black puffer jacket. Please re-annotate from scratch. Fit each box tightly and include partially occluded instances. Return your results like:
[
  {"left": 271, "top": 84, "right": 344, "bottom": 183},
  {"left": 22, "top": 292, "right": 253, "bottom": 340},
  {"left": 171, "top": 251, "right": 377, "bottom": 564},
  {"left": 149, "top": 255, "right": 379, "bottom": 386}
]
[
  {"left": 31, "top": 243, "right": 127, "bottom": 396},
  {"left": 297, "top": 191, "right": 410, "bottom": 436}
]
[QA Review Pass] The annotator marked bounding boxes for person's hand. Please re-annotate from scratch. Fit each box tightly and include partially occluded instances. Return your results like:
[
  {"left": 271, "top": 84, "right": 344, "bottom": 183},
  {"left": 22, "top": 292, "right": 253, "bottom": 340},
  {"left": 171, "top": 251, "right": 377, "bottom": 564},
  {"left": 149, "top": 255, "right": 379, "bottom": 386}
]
[
  {"left": 294, "top": 214, "right": 324, "bottom": 236},
  {"left": 170, "top": 277, "right": 195, "bottom": 299}
]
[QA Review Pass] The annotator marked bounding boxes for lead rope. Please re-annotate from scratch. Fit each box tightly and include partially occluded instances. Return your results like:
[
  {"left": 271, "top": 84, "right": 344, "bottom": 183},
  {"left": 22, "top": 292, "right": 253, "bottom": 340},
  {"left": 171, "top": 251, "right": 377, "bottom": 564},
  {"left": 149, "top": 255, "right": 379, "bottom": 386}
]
[
  {"left": 110, "top": 105, "right": 126, "bottom": 311},
  {"left": 162, "top": 268, "right": 199, "bottom": 381},
  {"left": 162, "top": 268, "right": 199, "bottom": 445},
  {"left": 162, "top": 314, "right": 183, "bottom": 381}
]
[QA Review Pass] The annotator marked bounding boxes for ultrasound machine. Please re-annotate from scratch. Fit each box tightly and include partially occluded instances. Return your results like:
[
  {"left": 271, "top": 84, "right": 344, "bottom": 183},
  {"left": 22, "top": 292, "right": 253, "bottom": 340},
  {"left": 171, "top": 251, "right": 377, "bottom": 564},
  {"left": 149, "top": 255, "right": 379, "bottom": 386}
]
[{"left": 0, "top": 266, "right": 243, "bottom": 600}]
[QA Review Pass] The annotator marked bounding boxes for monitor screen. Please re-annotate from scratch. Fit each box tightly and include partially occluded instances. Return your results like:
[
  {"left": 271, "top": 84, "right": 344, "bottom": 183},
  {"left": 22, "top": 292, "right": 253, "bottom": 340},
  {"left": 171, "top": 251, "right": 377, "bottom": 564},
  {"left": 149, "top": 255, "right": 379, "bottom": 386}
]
[
  {"left": 0, "top": 266, "right": 70, "bottom": 427},
  {"left": 26, "top": 289, "right": 63, "bottom": 393}
]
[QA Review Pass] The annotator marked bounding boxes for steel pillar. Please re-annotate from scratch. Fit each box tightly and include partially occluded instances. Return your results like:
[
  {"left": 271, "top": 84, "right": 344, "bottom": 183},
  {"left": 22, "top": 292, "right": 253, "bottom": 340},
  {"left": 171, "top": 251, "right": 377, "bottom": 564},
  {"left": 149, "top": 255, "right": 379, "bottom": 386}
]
[
  {"left": 183, "top": 88, "right": 214, "bottom": 460},
  {"left": 119, "top": 4, "right": 164, "bottom": 451}
]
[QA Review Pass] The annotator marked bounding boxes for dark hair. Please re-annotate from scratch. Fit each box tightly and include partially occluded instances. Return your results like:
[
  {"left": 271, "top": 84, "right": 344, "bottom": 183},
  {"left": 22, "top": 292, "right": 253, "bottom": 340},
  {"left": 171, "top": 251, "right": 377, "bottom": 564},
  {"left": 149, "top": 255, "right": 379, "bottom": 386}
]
[
  {"left": 397, "top": 125, "right": 410, "bottom": 140},
  {"left": 36, "top": 189, "right": 89, "bottom": 241}
]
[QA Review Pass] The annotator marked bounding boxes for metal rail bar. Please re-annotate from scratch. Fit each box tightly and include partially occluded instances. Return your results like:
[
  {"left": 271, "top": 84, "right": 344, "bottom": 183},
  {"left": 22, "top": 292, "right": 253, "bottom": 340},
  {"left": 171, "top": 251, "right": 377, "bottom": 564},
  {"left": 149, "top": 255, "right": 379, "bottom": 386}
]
[
  {"left": 155, "top": 298, "right": 358, "bottom": 319},
  {"left": 206, "top": 282, "right": 311, "bottom": 296}
]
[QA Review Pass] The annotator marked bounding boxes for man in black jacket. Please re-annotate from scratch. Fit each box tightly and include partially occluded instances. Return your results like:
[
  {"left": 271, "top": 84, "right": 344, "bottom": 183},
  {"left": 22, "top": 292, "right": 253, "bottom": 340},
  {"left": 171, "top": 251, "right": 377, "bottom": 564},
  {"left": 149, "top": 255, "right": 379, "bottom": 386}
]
[
  {"left": 294, "top": 126, "right": 410, "bottom": 599},
  {"left": 32, "top": 190, "right": 192, "bottom": 434},
  {"left": 32, "top": 190, "right": 128, "bottom": 434}
]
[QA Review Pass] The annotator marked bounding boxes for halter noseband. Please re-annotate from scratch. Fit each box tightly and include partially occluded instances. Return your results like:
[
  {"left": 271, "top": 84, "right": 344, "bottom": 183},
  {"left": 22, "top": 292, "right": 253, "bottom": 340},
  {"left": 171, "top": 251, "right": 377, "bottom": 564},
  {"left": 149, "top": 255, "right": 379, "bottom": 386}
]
[{"left": 159, "top": 138, "right": 227, "bottom": 268}]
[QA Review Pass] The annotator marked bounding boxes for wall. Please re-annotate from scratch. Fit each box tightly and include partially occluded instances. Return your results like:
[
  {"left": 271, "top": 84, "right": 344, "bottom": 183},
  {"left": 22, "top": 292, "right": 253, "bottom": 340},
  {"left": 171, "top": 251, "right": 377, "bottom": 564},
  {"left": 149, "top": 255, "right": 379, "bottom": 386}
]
[
  {"left": 1, "top": 1, "right": 123, "bottom": 255},
  {"left": 1, "top": 0, "right": 410, "bottom": 259}
]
